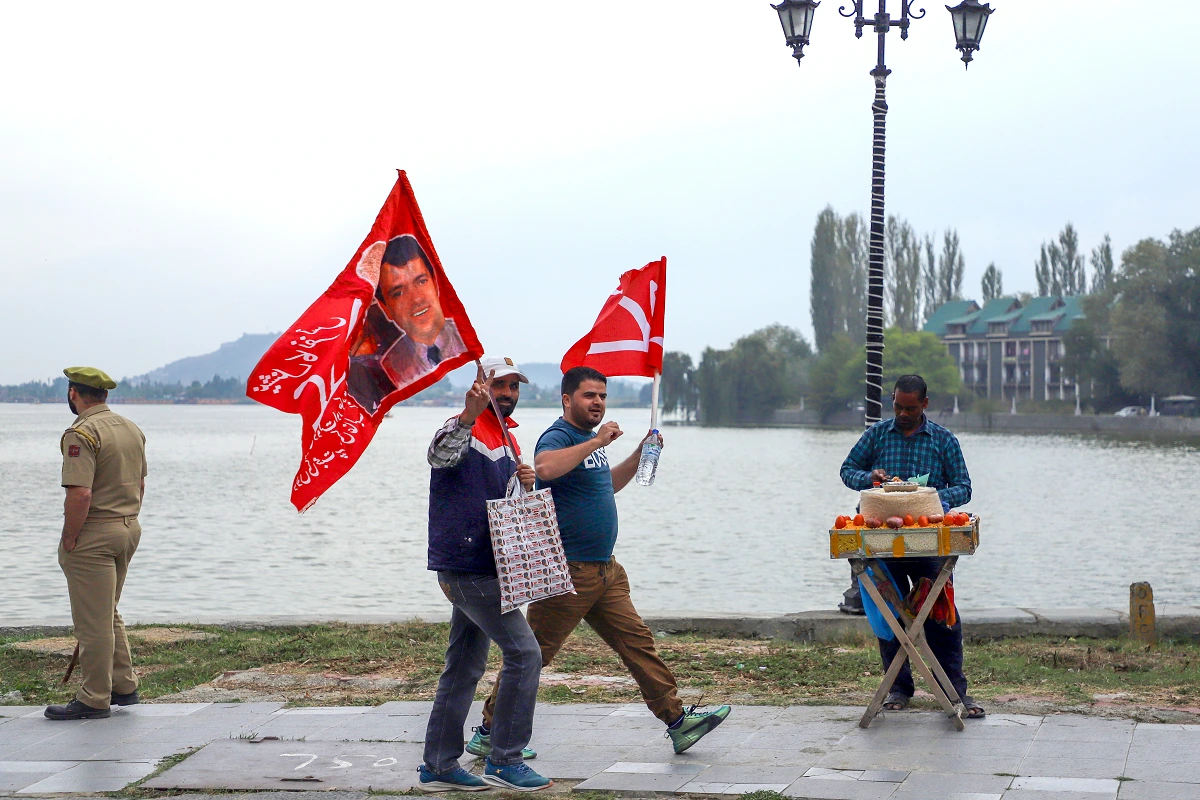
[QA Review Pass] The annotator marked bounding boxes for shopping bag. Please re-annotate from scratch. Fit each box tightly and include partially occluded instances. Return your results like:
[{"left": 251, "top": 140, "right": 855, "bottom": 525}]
[
  {"left": 487, "top": 484, "right": 575, "bottom": 614},
  {"left": 483, "top": 392, "right": 574, "bottom": 614}
]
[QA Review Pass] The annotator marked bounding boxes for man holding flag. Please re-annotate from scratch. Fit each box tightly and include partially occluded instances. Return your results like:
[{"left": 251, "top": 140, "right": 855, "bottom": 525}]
[
  {"left": 420, "top": 358, "right": 552, "bottom": 793},
  {"left": 476, "top": 260, "right": 731, "bottom": 754}
]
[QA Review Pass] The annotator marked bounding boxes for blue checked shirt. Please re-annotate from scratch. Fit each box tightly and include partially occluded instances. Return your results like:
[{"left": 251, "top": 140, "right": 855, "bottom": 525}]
[{"left": 840, "top": 416, "right": 972, "bottom": 509}]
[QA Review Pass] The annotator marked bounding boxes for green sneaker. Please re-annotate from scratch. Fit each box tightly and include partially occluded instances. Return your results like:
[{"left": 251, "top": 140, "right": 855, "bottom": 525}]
[
  {"left": 465, "top": 727, "right": 537, "bottom": 760},
  {"left": 667, "top": 705, "right": 731, "bottom": 754}
]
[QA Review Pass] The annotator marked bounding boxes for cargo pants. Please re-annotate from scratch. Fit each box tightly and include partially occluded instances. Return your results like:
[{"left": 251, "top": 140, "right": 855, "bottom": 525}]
[
  {"left": 58, "top": 516, "right": 141, "bottom": 710},
  {"left": 482, "top": 557, "right": 685, "bottom": 727}
]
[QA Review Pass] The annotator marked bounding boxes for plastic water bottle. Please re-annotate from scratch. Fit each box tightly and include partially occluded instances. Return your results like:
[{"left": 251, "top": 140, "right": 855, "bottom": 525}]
[{"left": 635, "top": 430, "right": 661, "bottom": 486}]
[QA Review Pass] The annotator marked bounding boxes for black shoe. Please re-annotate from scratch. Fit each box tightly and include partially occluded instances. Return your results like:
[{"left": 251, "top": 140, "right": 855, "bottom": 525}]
[
  {"left": 111, "top": 689, "right": 140, "bottom": 706},
  {"left": 44, "top": 699, "right": 110, "bottom": 720}
]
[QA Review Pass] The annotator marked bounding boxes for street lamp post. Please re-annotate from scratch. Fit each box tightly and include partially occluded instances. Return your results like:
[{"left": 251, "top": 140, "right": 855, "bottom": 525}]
[
  {"left": 773, "top": 0, "right": 992, "bottom": 615},
  {"left": 772, "top": 0, "right": 993, "bottom": 426}
]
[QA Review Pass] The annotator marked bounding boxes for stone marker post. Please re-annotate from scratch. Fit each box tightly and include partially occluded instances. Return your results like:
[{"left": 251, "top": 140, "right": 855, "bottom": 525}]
[{"left": 1130, "top": 582, "right": 1157, "bottom": 645}]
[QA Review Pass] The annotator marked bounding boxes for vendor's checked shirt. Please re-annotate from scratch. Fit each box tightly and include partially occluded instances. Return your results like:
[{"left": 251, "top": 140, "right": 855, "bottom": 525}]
[{"left": 839, "top": 416, "right": 972, "bottom": 509}]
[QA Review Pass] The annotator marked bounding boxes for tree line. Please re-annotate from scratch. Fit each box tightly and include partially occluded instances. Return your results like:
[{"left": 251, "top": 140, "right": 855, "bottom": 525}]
[
  {"left": 663, "top": 210, "right": 1197, "bottom": 425},
  {"left": 810, "top": 207, "right": 972, "bottom": 349}
]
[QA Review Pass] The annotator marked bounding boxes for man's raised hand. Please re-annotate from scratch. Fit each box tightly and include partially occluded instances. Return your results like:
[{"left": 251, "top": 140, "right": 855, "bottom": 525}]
[
  {"left": 595, "top": 421, "right": 623, "bottom": 447},
  {"left": 516, "top": 463, "right": 536, "bottom": 491},
  {"left": 460, "top": 365, "right": 495, "bottom": 425}
]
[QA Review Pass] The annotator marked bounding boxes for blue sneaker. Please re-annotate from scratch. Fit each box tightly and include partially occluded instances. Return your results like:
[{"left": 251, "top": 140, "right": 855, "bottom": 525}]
[
  {"left": 417, "top": 764, "right": 489, "bottom": 792},
  {"left": 482, "top": 759, "right": 553, "bottom": 792}
]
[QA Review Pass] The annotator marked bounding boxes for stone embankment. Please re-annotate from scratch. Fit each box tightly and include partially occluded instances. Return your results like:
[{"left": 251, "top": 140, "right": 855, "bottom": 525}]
[{"left": 5, "top": 606, "right": 1199, "bottom": 641}]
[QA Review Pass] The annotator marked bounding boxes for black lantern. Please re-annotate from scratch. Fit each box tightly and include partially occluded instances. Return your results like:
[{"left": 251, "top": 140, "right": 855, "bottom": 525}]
[
  {"left": 772, "top": 0, "right": 820, "bottom": 65},
  {"left": 946, "top": 0, "right": 993, "bottom": 68}
]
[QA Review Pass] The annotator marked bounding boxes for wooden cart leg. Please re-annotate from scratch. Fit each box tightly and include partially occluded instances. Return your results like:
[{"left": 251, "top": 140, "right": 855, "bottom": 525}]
[
  {"left": 857, "top": 566, "right": 964, "bottom": 731},
  {"left": 910, "top": 560, "right": 965, "bottom": 708}
]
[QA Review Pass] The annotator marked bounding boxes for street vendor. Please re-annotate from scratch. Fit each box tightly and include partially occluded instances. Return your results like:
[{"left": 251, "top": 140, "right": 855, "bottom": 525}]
[{"left": 839, "top": 374, "right": 983, "bottom": 719}]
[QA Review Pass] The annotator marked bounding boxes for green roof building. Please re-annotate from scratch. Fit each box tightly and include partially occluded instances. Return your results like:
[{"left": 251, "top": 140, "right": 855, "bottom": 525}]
[{"left": 923, "top": 296, "right": 1086, "bottom": 401}]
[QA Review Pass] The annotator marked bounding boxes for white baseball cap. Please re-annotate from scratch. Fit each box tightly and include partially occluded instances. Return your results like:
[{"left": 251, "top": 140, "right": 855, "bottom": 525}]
[{"left": 479, "top": 355, "right": 529, "bottom": 383}]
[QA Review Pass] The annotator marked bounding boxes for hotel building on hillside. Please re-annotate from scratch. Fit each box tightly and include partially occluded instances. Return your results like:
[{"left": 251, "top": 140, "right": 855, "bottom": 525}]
[{"left": 922, "top": 296, "right": 1086, "bottom": 402}]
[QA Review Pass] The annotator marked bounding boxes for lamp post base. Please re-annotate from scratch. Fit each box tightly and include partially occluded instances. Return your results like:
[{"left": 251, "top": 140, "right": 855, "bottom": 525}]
[{"left": 839, "top": 573, "right": 866, "bottom": 615}]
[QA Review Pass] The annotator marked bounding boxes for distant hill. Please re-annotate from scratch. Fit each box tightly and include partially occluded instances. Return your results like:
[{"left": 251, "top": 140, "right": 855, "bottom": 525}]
[
  {"left": 129, "top": 338, "right": 649, "bottom": 399},
  {"left": 128, "top": 333, "right": 279, "bottom": 385}
]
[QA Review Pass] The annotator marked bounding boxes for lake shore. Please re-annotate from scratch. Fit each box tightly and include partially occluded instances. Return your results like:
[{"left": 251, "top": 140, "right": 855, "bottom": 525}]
[{"left": 4, "top": 619, "right": 1200, "bottom": 722}]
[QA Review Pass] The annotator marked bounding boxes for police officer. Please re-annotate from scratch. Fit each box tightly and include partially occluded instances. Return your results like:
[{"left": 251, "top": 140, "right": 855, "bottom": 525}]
[{"left": 45, "top": 367, "right": 147, "bottom": 721}]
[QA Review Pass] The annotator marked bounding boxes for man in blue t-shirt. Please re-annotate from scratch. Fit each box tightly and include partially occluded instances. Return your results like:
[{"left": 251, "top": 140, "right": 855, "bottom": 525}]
[{"left": 478, "top": 366, "right": 730, "bottom": 754}]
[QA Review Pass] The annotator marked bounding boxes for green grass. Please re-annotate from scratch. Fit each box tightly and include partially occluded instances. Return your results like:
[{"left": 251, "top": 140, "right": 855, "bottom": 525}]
[{"left": 3, "top": 624, "right": 1200, "bottom": 712}]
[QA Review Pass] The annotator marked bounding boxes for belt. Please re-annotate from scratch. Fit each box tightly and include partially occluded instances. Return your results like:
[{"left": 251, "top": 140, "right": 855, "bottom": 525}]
[{"left": 85, "top": 514, "right": 139, "bottom": 524}]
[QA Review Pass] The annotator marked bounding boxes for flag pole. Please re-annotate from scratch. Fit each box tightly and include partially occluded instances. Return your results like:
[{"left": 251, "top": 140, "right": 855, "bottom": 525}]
[{"left": 649, "top": 371, "right": 661, "bottom": 431}]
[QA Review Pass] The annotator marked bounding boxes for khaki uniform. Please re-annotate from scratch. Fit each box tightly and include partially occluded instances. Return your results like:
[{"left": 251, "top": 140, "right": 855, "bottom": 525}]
[{"left": 59, "top": 403, "right": 147, "bottom": 709}]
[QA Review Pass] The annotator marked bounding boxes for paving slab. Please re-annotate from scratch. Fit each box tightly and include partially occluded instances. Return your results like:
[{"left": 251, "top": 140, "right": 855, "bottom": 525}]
[
  {"left": 784, "top": 775, "right": 900, "bottom": 799},
  {"left": 574, "top": 771, "right": 698, "bottom": 792},
  {"left": 1018, "top": 757, "right": 1127, "bottom": 779},
  {"left": 1010, "top": 775, "right": 1121, "bottom": 794},
  {"left": 1117, "top": 779, "right": 1200, "bottom": 799},
  {"left": 890, "top": 772, "right": 1013, "bottom": 796},
  {"left": 16, "top": 760, "right": 159, "bottom": 794},
  {"left": 142, "top": 738, "right": 423, "bottom": 791}
]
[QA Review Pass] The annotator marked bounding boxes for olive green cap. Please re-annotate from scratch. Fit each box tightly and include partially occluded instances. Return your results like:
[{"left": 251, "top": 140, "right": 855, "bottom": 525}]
[{"left": 63, "top": 366, "right": 117, "bottom": 391}]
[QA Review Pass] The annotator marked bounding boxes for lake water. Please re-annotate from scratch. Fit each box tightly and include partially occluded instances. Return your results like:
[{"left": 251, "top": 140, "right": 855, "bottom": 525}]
[{"left": 1, "top": 404, "right": 1195, "bottom": 621}]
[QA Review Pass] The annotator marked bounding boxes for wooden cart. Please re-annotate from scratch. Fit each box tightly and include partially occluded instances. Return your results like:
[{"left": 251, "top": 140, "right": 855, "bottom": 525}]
[{"left": 829, "top": 517, "right": 980, "bottom": 730}]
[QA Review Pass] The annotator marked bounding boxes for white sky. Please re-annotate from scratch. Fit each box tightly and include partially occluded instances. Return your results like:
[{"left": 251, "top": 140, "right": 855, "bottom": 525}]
[{"left": 1, "top": 1, "right": 1195, "bottom": 384}]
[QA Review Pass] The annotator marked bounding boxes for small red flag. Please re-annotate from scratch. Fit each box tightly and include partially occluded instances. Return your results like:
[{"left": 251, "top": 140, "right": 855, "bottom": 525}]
[
  {"left": 248, "top": 171, "right": 483, "bottom": 511},
  {"left": 560, "top": 258, "right": 667, "bottom": 378}
]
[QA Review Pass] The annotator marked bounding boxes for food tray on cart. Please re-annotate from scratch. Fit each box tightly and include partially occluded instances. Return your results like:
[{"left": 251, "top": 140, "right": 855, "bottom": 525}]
[{"left": 829, "top": 515, "right": 980, "bottom": 559}]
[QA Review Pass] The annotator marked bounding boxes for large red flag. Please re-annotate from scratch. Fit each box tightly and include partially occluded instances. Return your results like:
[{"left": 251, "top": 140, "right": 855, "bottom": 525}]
[
  {"left": 560, "top": 258, "right": 666, "bottom": 377},
  {"left": 248, "top": 171, "right": 483, "bottom": 511}
]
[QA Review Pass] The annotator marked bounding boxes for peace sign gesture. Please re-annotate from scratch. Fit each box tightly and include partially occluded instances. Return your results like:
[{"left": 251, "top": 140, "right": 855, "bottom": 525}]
[{"left": 459, "top": 363, "right": 495, "bottom": 426}]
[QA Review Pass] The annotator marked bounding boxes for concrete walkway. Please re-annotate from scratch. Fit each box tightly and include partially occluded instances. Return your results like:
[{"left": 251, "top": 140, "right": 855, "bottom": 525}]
[{"left": 2, "top": 702, "right": 1199, "bottom": 799}]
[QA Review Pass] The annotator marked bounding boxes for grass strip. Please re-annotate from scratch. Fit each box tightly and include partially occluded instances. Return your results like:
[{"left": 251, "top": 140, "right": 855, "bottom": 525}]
[{"left": 2, "top": 623, "right": 1198, "bottom": 712}]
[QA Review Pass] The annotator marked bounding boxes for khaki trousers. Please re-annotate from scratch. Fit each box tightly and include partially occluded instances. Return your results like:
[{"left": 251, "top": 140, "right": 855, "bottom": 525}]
[
  {"left": 58, "top": 517, "right": 141, "bottom": 709},
  {"left": 483, "top": 557, "right": 684, "bottom": 727}
]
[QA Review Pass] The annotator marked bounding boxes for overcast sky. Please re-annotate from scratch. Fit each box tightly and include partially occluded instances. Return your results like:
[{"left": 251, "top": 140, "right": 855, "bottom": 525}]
[{"left": 1, "top": 1, "right": 1194, "bottom": 384}]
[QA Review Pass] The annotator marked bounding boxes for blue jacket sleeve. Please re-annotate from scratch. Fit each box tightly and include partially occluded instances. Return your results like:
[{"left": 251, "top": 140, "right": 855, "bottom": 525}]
[
  {"left": 936, "top": 432, "right": 972, "bottom": 508},
  {"left": 840, "top": 427, "right": 878, "bottom": 490}
]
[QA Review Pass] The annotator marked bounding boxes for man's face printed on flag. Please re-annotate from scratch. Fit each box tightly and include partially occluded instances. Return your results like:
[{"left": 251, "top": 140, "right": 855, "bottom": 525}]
[{"left": 378, "top": 255, "right": 445, "bottom": 346}]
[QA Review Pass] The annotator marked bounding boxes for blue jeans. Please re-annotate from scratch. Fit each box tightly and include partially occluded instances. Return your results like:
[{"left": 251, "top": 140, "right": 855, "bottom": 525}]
[
  {"left": 876, "top": 557, "right": 969, "bottom": 701},
  {"left": 423, "top": 572, "right": 541, "bottom": 772}
]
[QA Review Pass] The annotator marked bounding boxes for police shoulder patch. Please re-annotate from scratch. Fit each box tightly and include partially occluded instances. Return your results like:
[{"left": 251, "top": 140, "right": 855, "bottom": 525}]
[{"left": 68, "top": 445, "right": 81, "bottom": 457}]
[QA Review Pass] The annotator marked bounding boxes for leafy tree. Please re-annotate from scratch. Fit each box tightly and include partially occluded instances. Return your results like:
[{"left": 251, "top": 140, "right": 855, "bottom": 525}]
[
  {"left": 1036, "top": 223, "right": 1088, "bottom": 296},
  {"left": 660, "top": 351, "right": 698, "bottom": 421},
  {"left": 938, "top": 229, "right": 965, "bottom": 303},
  {"left": 1058, "top": 223, "right": 1087, "bottom": 295},
  {"left": 1090, "top": 234, "right": 1115, "bottom": 294},
  {"left": 838, "top": 213, "right": 868, "bottom": 346},
  {"left": 1061, "top": 291, "right": 1132, "bottom": 411},
  {"left": 810, "top": 207, "right": 842, "bottom": 352},
  {"left": 808, "top": 334, "right": 861, "bottom": 420},
  {"left": 809, "top": 329, "right": 962, "bottom": 420},
  {"left": 921, "top": 234, "right": 938, "bottom": 322},
  {"left": 885, "top": 216, "right": 923, "bottom": 331},
  {"left": 696, "top": 325, "right": 813, "bottom": 425},
  {"left": 1035, "top": 242, "right": 1057, "bottom": 296},
  {"left": 1110, "top": 227, "right": 1200, "bottom": 396},
  {"left": 837, "top": 328, "right": 963, "bottom": 403},
  {"left": 981, "top": 262, "right": 1003, "bottom": 302}
]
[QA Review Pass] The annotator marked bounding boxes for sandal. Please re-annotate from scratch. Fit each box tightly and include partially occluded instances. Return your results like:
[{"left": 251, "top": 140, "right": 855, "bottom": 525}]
[
  {"left": 882, "top": 691, "right": 911, "bottom": 711},
  {"left": 963, "top": 696, "right": 985, "bottom": 719}
]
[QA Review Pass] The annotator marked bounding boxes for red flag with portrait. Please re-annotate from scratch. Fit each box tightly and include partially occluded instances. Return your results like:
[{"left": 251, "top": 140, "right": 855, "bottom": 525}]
[
  {"left": 560, "top": 258, "right": 666, "bottom": 377},
  {"left": 248, "top": 171, "right": 483, "bottom": 511}
]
